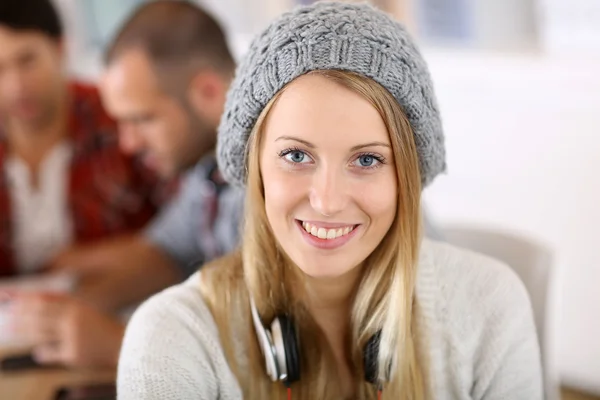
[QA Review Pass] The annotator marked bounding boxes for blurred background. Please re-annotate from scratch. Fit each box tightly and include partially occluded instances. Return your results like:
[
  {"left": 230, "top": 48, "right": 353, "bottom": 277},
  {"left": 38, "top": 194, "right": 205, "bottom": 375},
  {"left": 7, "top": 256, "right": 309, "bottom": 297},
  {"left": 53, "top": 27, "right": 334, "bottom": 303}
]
[{"left": 5, "top": 0, "right": 600, "bottom": 398}]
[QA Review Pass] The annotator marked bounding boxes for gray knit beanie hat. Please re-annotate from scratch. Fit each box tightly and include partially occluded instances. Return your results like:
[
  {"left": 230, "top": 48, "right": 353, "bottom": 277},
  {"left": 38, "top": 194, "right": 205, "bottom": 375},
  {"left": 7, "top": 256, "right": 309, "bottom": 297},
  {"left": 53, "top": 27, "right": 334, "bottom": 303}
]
[{"left": 217, "top": 1, "right": 446, "bottom": 189}]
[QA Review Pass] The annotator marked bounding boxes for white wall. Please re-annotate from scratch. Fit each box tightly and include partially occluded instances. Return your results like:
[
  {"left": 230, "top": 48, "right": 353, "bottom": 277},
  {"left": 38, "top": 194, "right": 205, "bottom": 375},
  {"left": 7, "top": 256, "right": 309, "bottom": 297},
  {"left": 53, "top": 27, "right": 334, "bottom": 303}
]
[
  {"left": 52, "top": 0, "right": 279, "bottom": 81},
  {"left": 422, "top": 49, "right": 600, "bottom": 394}
]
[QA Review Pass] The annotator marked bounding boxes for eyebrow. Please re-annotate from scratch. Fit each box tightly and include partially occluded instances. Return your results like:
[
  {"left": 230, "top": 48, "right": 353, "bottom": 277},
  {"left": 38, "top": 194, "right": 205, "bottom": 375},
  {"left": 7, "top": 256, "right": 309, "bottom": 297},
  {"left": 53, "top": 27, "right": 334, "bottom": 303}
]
[
  {"left": 275, "top": 136, "right": 391, "bottom": 151},
  {"left": 350, "top": 142, "right": 391, "bottom": 151},
  {"left": 275, "top": 136, "right": 315, "bottom": 148}
]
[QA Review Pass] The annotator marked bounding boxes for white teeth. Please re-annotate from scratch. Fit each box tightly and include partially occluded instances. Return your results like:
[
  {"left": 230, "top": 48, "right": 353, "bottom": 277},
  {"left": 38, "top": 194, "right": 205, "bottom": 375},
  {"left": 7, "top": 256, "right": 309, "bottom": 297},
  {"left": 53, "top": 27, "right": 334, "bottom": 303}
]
[
  {"left": 301, "top": 222, "right": 355, "bottom": 240},
  {"left": 317, "top": 228, "right": 327, "bottom": 239}
]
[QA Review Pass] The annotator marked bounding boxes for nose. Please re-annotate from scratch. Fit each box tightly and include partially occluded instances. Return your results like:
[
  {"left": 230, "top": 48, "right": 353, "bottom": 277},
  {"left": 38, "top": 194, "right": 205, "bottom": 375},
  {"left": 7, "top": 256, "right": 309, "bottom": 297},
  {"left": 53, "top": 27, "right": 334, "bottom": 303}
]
[
  {"left": 309, "top": 165, "right": 349, "bottom": 217},
  {"left": 118, "top": 124, "right": 145, "bottom": 155}
]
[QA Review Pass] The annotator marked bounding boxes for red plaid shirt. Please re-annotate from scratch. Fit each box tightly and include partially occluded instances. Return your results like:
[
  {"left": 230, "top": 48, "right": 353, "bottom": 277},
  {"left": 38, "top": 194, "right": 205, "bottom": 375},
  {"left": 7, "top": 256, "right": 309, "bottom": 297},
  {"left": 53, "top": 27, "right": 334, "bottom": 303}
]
[{"left": 0, "top": 82, "right": 175, "bottom": 277}]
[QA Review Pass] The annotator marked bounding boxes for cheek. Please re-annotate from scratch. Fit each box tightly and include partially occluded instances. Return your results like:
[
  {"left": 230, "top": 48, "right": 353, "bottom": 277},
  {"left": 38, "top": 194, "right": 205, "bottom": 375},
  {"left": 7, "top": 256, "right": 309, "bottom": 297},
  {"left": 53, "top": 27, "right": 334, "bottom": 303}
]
[
  {"left": 147, "top": 118, "right": 182, "bottom": 152},
  {"left": 262, "top": 170, "right": 295, "bottom": 218},
  {"left": 143, "top": 124, "right": 166, "bottom": 147},
  {"left": 357, "top": 178, "right": 397, "bottom": 226},
  {"left": 0, "top": 77, "right": 9, "bottom": 100},
  {"left": 165, "top": 109, "right": 192, "bottom": 149},
  {"left": 32, "top": 63, "right": 56, "bottom": 91},
  {"left": 261, "top": 161, "right": 306, "bottom": 229}
]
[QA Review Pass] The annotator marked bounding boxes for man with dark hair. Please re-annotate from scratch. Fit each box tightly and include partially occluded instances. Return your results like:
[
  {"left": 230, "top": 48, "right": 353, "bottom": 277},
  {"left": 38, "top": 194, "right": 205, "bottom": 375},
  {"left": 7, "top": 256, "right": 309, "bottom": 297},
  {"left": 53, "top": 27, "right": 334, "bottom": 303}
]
[
  {"left": 0, "top": 0, "right": 63, "bottom": 38},
  {"left": 6, "top": 0, "right": 243, "bottom": 368}
]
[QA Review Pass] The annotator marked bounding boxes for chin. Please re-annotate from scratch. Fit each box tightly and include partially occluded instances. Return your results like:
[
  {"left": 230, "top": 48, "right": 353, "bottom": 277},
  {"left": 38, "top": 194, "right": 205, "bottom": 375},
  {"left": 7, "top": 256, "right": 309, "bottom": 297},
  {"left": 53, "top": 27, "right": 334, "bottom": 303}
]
[{"left": 292, "top": 254, "right": 356, "bottom": 279}]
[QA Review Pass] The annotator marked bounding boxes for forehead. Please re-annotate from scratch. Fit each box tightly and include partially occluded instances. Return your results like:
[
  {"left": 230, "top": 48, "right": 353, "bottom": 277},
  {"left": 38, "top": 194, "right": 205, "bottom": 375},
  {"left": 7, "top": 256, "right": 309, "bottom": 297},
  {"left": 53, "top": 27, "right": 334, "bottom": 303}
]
[
  {"left": 100, "top": 50, "right": 164, "bottom": 112},
  {"left": 264, "top": 73, "right": 389, "bottom": 147},
  {"left": 0, "top": 27, "right": 54, "bottom": 61}
]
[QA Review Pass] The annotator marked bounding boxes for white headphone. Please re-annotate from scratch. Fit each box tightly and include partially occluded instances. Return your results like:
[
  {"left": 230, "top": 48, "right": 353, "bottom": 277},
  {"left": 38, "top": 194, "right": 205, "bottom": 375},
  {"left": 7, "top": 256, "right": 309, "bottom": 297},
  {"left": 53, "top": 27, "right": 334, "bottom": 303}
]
[
  {"left": 249, "top": 295, "right": 391, "bottom": 388},
  {"left": 249, "top": 296, "right": 300, "bottom": 383}
]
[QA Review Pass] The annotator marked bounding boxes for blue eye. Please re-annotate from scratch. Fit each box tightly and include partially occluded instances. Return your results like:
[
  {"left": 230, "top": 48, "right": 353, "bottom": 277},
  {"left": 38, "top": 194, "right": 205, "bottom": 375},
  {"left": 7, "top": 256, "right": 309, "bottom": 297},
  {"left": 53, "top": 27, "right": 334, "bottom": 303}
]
[
  {"left": 358, "top": 155, "right": 375, "bottom": 167},
  {"left": 353, "top": 153, "right": 383, "bottom": 168},
  {"left": 286, "top": 150, "right": 306, "bottom": 163},
  {"left": 279, "top": 147, "right": 313, "bottom": 164}
]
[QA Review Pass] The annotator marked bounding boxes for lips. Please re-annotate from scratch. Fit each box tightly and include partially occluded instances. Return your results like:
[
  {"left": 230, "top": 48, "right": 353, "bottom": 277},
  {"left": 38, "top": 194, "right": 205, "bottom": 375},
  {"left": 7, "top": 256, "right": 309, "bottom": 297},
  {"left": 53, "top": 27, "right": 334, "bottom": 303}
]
[{"left": 296, "top": 219, "right": 360, "bottom": 250}]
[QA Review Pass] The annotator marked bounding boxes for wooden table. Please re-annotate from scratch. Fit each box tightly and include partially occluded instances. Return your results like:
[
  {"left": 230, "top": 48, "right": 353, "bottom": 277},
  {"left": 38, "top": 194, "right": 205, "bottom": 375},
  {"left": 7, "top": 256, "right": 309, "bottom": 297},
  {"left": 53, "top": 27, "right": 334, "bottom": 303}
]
[{"left": 0, "top": 347, "right": 115, "bottom": 400}]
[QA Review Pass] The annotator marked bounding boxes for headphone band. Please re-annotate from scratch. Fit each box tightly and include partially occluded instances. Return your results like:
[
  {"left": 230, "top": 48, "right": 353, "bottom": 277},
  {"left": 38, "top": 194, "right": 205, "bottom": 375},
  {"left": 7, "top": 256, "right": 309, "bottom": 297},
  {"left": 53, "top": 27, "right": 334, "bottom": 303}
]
[{"left": 249, "top": 294, "right": 392, "bottom": 387}]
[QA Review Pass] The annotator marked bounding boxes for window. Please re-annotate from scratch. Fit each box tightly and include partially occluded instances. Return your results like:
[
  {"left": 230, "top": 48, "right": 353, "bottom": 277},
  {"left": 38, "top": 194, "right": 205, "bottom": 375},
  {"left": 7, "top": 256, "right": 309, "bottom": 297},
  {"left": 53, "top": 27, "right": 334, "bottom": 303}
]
[{"left": 79, "top": 0, "right": 149, "bottom": 50}]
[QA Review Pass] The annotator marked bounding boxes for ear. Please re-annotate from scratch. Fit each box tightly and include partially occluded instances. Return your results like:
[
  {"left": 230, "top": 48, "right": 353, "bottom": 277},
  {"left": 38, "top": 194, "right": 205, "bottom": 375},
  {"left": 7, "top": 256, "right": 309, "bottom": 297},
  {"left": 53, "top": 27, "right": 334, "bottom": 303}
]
[{"left": 187, "top": 70, "right": 224, "bottom": 116}]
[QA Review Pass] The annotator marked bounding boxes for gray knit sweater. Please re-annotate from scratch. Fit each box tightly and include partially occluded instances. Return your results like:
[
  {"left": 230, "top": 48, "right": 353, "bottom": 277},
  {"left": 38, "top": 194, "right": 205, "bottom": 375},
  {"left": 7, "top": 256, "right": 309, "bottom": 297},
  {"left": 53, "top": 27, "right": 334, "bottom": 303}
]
[{"left": 117, "top": 239, "right": 543, "bottom": 399}]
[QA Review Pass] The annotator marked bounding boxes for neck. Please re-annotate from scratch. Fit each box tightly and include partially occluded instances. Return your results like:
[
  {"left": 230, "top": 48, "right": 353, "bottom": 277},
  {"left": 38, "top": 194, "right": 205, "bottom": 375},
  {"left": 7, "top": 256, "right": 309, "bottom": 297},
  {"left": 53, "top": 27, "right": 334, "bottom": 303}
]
[
  {"left": 305, "top": 269, "right": 361, "bottom": 311},
  {"left": 303, "top": 265, "right": 363, "bottom": 332},
  {"left": 303, "top": 266, "right": 362, "bottom": 397}
]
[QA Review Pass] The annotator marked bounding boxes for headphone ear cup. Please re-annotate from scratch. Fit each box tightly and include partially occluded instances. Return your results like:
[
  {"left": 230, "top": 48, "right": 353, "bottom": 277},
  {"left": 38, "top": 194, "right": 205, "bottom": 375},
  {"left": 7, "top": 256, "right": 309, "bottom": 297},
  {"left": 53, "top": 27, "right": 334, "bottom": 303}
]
[
  {"left": 363, "top": 330, "right": 382, "bottom": 385},
  {"left": 277, "top": 315, "right": 301, "bottom": 383},
  {"left": 249, "top": 297, "right": 280, "bottom": 381}
]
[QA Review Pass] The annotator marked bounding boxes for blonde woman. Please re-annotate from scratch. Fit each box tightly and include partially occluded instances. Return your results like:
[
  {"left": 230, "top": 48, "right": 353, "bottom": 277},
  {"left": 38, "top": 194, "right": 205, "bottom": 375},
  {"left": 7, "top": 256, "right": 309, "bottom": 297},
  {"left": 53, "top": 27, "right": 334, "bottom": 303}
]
[{"left": 117, "top": 2, "right": 543, "bottom": 399}]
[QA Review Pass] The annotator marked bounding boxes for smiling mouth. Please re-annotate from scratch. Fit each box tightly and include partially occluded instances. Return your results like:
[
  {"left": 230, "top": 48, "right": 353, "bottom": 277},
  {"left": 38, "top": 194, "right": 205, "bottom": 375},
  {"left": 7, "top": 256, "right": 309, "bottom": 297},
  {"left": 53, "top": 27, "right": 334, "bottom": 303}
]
[{"left": 300, "top": 221, "right": 357, "bottom": 240}]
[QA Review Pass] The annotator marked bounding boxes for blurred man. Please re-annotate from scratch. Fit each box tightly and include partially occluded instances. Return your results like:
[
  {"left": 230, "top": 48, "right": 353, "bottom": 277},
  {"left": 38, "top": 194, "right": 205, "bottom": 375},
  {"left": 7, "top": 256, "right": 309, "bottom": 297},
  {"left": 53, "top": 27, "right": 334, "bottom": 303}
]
[
  {"left": 8, "top": 0, "right": 243, "bottom": 367},
  {"left": 62, "top": 0, "right": 242, "bottom": 310},
  {"left": 0, "top": 0, "right": 176, "bottom": 367},
  {"left": 0, "top": 0, "right": 170, "bottom": 277}
]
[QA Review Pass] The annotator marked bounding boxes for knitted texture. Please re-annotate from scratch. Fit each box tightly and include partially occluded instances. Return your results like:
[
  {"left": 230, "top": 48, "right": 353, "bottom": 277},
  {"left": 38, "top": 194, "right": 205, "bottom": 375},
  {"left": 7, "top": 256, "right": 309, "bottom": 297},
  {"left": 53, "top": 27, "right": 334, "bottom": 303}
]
[{"left": 217, "top": 1, "right": 446, "bottom": 189}]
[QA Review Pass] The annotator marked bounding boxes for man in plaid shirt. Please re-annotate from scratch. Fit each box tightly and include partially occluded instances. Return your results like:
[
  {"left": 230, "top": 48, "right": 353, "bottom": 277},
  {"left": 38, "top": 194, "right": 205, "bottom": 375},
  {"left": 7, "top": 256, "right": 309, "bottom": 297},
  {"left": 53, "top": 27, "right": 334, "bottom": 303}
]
[{"left": 0, "top": 2, "right": 173, "bottom": 277}]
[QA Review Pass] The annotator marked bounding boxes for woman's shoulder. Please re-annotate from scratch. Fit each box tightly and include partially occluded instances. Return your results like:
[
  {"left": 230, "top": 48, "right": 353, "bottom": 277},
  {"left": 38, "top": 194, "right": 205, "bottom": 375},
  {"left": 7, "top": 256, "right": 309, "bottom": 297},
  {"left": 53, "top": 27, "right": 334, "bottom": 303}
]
[
  {"left": 118, "top": 266, "right": 242, "bottom": 399},
  {"left": 417, "top": 238, "right": 531, "bottom": 309},
  {"left": 416, "top": 238, "right": 537, "bottom": 345},
  {"left": 122, "top": 252, "right": 241, "bottom": 345},
  {"left": 417, "top": 240, "right": 543, "bottom": 397},
  {"left": 119, "top": 271, "right": 219, "bottom": 364},
  {"left": 127, "top": 271, "right": 214, "bottom": 331},
  {"left": 417, "top": 239, "right": 542, "bottom": 396}
]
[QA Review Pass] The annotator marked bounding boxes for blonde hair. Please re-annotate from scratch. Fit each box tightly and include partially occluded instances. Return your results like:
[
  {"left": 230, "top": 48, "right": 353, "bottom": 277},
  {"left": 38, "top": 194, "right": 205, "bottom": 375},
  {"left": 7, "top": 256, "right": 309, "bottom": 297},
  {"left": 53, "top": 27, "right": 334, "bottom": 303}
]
[{"left": 200, "top": 70, "right": 427, "bottom": 399}]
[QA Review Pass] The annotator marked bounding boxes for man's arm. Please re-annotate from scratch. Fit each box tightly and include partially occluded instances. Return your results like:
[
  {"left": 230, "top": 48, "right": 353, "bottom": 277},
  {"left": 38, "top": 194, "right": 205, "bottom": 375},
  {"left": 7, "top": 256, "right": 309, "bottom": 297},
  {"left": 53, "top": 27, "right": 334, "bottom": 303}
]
[
  {"left": 52, "top": 167, "right": 206, "bottom": 311},
  {"left": 141, "top": 165, "right": 207, "bottom": 276},
  {"left": 52, "top": 235, "right": 181, "bottom": 311}
]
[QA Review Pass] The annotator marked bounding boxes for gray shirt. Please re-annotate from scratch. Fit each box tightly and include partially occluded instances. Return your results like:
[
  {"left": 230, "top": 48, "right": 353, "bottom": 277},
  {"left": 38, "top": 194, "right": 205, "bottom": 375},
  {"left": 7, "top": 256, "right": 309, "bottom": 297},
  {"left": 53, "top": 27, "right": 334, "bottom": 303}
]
[{"left": 144, "top": 155, "right": 244, "bottom": 278}]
